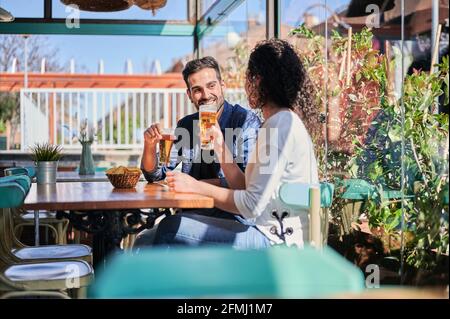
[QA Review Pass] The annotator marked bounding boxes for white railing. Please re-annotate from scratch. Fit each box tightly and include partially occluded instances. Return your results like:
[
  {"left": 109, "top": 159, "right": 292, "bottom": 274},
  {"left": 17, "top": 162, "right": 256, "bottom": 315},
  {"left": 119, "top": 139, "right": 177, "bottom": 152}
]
[{"left": 20, "top": 88, "right": 247, "bottom": 151}]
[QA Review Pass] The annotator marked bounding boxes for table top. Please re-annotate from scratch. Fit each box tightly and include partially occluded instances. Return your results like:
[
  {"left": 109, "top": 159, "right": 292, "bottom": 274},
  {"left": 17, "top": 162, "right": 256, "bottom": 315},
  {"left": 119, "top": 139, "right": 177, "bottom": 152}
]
[
  {"left": 56, "top": 171, "right": 145, "bottom": 183},
  {"left": 56, "top": 171, "right": 109, "bottom": 182},
  {"left": 23, "top": 182, "right": 214, "bottom": 211}
]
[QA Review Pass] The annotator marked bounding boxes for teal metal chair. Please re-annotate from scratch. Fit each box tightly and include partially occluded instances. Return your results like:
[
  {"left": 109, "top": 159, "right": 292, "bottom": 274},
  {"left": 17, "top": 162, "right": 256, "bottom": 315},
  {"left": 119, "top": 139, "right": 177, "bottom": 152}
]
[
  {"left": 338, "top": 179, "right": 415, "bottom": 234},
  {"left": 0, "top": 175, "right": 92, "bottom": 265},
  {"left": 0, "top": 180, "right": 93, "bottom": 298},
  {"left": 279, "top": 182, "right": 334, "bottom": 248},
  {"left": 4, "top": 167, "right": 70, "bottom": 245},
  {"left": 90, "top": 245, "right": 365, "bottom": 299}
]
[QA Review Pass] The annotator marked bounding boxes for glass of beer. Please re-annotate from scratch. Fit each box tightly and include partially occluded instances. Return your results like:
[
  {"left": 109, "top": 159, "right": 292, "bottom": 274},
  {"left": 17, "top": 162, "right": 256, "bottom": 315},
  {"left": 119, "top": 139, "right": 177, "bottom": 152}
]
[
  {"left": 199, "top": 103, "right": 218, "bottom": 150},
  {"left": 159, "top": 128, "right": 176, "bottom": 167}
]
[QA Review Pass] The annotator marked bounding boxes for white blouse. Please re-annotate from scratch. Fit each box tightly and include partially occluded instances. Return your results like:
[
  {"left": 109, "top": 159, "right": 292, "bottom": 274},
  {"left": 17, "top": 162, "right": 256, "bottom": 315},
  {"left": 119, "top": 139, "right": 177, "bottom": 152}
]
[{"left": 233, "top": 110, "right": 319, "bottom": 247}]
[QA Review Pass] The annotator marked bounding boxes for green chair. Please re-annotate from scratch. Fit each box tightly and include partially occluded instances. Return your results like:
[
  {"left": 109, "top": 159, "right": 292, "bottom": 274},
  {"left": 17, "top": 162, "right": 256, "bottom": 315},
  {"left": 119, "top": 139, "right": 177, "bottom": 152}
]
[
  {"left": 279, "top": 182, "right": 334, "bottom": 248},
  {"left": 0, "top": 181, "right": 93, "bottom": 298},
  {"left": 4, "top": 167, "right": 70, "bottom": 245},
  {"left": 0, "top": 175, "right": 93, "bottom": 265},
  {"left": 90, "top": 245, "right": 365, "bottom": 299},
  {"left": 339, "top": 179, "right": 415, "bottom": 234}
]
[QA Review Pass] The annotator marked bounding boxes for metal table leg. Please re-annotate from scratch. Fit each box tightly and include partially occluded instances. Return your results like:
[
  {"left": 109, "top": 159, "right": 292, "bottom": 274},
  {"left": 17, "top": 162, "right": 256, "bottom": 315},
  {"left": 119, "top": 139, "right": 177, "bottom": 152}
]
[
  {"left": 34, "top": 209, "right": 40, "bottom": 246},
  {"left": 57, "top": 208, "right": 170, "bottom": 270}
]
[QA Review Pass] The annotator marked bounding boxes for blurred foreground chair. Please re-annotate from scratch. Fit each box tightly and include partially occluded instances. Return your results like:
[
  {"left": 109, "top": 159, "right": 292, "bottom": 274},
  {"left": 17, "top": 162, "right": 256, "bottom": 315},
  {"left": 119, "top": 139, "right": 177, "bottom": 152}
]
[
  {"left": 279, "top": 182, "right": 334, "bottom": 248},
  {"left": 0, "top": 179, "right": 93, "bottom": 298},
  {"left": 90, "top": 245, "right": 364, "bottom": 299},
  {"left": 4, "top": 166, "right": 69, "bottom": 245}
]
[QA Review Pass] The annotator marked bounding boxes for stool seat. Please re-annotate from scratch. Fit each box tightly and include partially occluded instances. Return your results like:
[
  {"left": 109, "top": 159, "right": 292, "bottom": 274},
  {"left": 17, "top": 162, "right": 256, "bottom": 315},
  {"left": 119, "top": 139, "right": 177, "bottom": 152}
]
[
  {"left": 18, "top": 211, "right": 58, "bottom": 220},
  {"left": 5, "top": 260, "right": 92, "bottom": 282},
  {"left": 13, "top": 245, "right": 92, "bottom": 260}
]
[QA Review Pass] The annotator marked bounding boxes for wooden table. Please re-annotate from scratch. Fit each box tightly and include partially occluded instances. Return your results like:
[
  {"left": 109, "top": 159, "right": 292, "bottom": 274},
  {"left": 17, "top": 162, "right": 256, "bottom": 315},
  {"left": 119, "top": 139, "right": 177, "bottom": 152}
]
[
  {"left": 28, "top": 172, "right": 144, "bottom": 245},
  {"left": 23, "top": 182, "right": 214, "bottom": 267}
]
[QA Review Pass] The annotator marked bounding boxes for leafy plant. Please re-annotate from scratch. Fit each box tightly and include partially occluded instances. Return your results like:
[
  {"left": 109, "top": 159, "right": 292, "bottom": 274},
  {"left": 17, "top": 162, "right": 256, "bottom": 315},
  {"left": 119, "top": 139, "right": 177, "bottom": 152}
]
[
  {"left": 0, "top": 93, "right": 19, "bottom": 139},
  {"left": 290, "top": 25, "right": 384, "bottom": 173},
  {"left": 291, "top": 25, "right": 449, "bottom": 272},
  {"left": 289, "top": 26, "right": 387, "bottom": 237},
  {"left": 352, "top": 56, "right": 449, "bottom": 270},
  {"left": 29, "top": 143, "right": 63, "bottom": 162},
  {"left": 0, "top": 120, "right": 6, "bottom": 134}
]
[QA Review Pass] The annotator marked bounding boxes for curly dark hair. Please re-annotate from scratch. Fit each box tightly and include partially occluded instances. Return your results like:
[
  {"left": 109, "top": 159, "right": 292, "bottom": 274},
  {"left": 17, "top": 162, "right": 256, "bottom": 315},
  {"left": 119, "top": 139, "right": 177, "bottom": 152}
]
[{"left": 247, "top": 38, "right": 322, "bottom": 142}]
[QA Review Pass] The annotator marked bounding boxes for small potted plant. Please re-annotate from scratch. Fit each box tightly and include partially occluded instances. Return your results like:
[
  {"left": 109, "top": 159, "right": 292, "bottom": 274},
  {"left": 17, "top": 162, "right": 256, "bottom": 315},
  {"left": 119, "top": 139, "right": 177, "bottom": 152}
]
[{"left": 30, "top": 142, "right": 63, "bottom": 184}]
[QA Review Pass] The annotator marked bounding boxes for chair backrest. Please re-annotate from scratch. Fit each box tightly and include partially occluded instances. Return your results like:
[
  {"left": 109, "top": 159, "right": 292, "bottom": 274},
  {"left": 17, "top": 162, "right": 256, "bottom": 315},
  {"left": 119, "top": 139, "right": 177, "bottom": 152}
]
[
  {"left": 279, "top": 182, "right": 334, "bottom": 248},
  {"left": 0, "top": 182, "right": 27, "bottom": 267},
  {"left": 4, "top": 166, "right": 36, "bottom": 179},
  {"left": 0, "top": 175, "right": 31, "bottom": 195},
  {"left": 90, "top": 245, "right": 365, "bottom": 299},
  {"left": 0, "top": 182, "right": 26, "bottom": 209},
  {"left": 340, "top": 178, "right": 376, "bottom": 200}
]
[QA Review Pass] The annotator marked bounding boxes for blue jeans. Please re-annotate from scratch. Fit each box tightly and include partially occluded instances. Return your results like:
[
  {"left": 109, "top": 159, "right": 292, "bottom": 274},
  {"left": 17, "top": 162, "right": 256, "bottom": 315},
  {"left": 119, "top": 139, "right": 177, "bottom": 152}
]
[{"left": 136, "top": 212, "right": 270, "bottom": 250}]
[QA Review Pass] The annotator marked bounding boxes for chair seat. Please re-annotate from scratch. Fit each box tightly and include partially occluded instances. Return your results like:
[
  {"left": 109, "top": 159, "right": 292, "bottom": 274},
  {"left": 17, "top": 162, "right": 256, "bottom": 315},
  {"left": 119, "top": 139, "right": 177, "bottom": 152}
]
[
  {"left": 17, "top": 211, "right": 59, "bottom": 221},
  {"left": 5, "top": 260, "right": 92, "bottom": 282},
  {"left": 13, "top": 245, "right": 92, "bottom": 260}
]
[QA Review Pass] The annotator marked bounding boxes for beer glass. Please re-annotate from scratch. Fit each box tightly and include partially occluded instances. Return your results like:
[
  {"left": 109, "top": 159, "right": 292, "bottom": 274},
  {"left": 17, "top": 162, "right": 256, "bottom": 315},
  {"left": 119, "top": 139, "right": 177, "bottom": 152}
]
[
  {"left": 159, "top": 128, "right": 176, "bottom": 166},
  {"left": 199, "top": 104, "right": 218, "bottom": 150}
]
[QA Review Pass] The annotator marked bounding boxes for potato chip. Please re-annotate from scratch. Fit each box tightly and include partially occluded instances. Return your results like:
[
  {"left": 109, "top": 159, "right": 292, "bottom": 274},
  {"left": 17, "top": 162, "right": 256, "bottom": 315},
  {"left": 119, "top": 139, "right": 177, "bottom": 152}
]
[{"left": 106, "top": 166, "right": 141, "bottom": 175}]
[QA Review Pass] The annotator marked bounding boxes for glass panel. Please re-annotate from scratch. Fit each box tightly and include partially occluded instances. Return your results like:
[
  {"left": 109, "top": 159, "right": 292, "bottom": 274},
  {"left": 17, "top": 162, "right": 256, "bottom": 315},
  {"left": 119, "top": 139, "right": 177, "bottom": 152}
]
[
  {"left": 200, "top": 0, "right": 266, "bottom": 94},
  {"left": 1, "top": 0, "right": 44, "bottom": 18},
  {"left": 282, "top": 0, "right": 449, "bottom": 290},
  {"left": 52, "top": 0, "right": 189, "bottom": 21},
  {"left": 201, "top": 0, "right": 218, "bottom": 16},
  {"left": 0, "top": 33, "right": 193, "bottom": 151}
]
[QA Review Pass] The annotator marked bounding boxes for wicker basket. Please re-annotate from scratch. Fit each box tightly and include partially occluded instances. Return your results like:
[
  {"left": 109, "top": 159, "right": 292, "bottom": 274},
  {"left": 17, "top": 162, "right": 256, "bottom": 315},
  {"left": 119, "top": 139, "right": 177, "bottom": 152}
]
[{"left": 106, "top": 172, "right": 141, "bottom": 189}]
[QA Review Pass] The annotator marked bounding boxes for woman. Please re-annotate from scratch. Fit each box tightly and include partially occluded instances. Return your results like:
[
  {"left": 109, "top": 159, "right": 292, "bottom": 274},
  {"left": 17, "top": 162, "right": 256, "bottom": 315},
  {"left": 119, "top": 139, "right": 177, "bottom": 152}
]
[{"left": 154, "top": 39, "right": 319, "bottom": 248}]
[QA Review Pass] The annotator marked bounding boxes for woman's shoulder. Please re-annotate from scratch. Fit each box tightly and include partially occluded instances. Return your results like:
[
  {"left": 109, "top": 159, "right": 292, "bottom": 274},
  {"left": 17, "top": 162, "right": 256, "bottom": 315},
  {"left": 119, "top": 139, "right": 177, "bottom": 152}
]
[{"left": 264, "top": 110, "right": 305, "bottom": 131}]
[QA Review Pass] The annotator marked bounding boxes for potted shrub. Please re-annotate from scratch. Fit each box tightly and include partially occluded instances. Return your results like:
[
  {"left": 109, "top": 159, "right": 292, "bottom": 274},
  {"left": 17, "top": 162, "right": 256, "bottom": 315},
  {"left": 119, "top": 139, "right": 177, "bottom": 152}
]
[
  {"left": 288, "top": 25, "right": 449, "bottom": 285},
  {"left": 30, "top": 143, "right": 63, "bottom": 184},
  {"left": 358, "top": 58, "right": 448, "bottom": 284}
]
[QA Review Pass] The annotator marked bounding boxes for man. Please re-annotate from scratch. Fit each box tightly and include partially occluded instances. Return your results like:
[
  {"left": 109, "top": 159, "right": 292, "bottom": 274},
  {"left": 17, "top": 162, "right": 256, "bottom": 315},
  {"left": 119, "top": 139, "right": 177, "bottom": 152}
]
[{"left": 134, "top": 56, "right": 261, "bottom": 247}]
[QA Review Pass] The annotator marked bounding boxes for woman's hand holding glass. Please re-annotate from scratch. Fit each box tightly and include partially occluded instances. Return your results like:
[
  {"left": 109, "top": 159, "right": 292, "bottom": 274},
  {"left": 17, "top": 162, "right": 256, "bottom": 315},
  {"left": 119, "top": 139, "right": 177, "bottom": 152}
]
[{"left": 166, "top": 171, "right": 199, "bottom": 193}]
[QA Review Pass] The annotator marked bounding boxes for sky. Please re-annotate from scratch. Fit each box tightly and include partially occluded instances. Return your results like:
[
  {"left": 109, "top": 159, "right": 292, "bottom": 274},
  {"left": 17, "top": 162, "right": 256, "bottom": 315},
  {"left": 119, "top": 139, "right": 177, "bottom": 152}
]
[{"left": 0, "top": 0, "right": 352, "bottom": 74}]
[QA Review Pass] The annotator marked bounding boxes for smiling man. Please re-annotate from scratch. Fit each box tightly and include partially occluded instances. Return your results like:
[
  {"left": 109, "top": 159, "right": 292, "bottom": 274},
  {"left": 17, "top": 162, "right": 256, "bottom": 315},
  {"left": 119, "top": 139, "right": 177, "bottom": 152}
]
[{"left": 135, "top": 56, "right": 261, "bottom": 247}]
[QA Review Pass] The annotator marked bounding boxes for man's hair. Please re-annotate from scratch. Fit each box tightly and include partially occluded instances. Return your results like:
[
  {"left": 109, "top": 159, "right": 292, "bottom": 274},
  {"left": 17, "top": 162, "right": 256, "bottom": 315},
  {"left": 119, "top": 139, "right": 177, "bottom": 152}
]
[{"left": 182, "top": 56, "right": 222, "bottom": 89}]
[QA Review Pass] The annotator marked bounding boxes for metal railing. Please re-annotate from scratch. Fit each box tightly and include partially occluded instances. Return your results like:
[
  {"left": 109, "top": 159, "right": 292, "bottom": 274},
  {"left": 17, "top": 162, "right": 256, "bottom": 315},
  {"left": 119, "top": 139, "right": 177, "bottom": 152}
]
[{"left": 20, "top": 88, "right": 247, "bottom": 151}]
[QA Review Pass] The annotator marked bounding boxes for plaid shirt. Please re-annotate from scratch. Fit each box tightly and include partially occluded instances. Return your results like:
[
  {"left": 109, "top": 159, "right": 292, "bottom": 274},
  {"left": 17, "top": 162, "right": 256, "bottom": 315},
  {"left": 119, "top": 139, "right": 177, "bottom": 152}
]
[{"left": 142, "top": 101, "right": 261, "bottom": 187}]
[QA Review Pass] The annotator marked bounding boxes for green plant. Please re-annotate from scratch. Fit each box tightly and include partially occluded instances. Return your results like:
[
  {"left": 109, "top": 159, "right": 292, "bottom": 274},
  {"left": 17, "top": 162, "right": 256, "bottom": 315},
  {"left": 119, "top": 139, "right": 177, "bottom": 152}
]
[
  {"left": 0, "top": 93, "right": 18, "bottom": 140},
  {"left": 352, "top": 57, "right": 449, "bottom": 270},
  {"left": 290, "top": 25, "right": 449, "bottom": 272},
  {"left": 290, "top": 25, "right": 385, "bottom": 173},
  {"left": 289, "top": 26, "right": 387, "bottom": 234},
  {"left": 0, "top": 120, "right": 6, "bottom": 134},
  {"left": 30, "top": 143, "right": 63, "bottom": 162}
]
